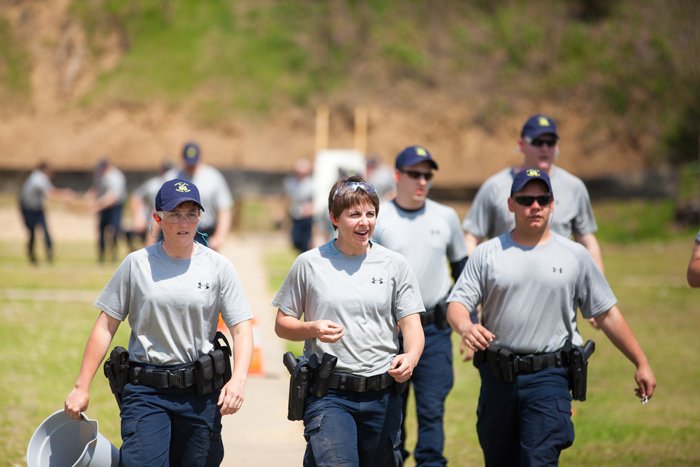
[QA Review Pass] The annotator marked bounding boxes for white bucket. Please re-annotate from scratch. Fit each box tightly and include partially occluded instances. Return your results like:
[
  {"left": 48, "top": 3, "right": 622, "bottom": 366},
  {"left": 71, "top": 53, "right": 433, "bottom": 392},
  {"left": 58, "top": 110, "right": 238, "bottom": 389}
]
[{"left": 27, "top": 410, "right": 119, "bottom": 467}]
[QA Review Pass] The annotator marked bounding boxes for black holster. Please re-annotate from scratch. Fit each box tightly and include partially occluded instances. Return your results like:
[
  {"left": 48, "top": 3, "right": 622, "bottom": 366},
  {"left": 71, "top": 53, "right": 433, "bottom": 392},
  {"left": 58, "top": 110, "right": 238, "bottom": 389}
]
[
  {"left": 195, "top": 332, "right": 233, "bottom": 396},
  {"left": 104, "top": 346, "right": 129, "bottom": 409},
  {"left": 486, "top": 345, "right": 516, "bottom": 383},
  {"left": 310, "top": 353, "right": 338, "bottom": 399},
  {"left": 283, "top": 352, "right": 311, "bottom": 421},
  {"left": 568, "top": 340, "right": 595, "bottom": 401},
  {"left": 433, "top": 296, "right": 450, "bottom": 330}
]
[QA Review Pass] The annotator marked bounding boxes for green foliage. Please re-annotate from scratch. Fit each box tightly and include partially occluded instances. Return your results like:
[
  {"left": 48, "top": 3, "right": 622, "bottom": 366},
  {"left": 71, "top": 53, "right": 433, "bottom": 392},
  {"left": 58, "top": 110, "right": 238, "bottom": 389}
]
[
  {"left": 0, "top": 0, "right": 686, "bottom": 162},
  {"left": 0, "top": 17, "right": 31, "bottom": 105},
  {"left": 593, "top": 199, "right": 696, "bottom": 244}
]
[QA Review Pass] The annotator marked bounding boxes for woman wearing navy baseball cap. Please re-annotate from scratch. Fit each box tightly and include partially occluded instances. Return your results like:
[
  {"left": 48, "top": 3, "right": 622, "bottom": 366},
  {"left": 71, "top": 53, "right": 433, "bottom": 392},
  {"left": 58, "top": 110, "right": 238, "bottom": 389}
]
[{"left": 65, "top": 178, "right": 254, "bottom": 466}]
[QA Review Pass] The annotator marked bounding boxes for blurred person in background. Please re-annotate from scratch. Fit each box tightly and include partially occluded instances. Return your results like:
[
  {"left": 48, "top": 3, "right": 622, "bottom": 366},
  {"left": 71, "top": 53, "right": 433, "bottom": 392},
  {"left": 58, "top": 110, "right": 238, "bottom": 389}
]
[
  {"left": 173, "top": 142, "right": 232, "bottom": 251},
  {"left": 18, "top": 162, "right": 74, "bottom": 264},
  {"left": 277, "top": 158, "right": 314, "bottom": 254},
  {"left": 128, "top": 159, "right": 174, "bottom": 248},
  {"left": 688, "top": 228, "right": 700, "bottom": 287},
  {"left": 84, "top": 159, "right": 127, "bottom": 263},
  {"left": 366, "top": 156, "right": 396, "bottom": 202}
]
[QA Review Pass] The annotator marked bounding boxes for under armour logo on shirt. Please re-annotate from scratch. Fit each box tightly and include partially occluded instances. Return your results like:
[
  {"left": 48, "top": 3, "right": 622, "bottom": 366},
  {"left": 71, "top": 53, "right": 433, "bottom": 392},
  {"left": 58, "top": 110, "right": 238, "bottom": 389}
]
[
  {"left": 371, "top": 277, "right": 384, "bottom": 284},
  {"left": 198, "top": 282, "right": 210, "bottom": 289},
  {"left": 431, "top": 229, "right": 440, "bottom": 235},
  {"left": 552, "top": 268, "right": 563, "bottom": 274}
]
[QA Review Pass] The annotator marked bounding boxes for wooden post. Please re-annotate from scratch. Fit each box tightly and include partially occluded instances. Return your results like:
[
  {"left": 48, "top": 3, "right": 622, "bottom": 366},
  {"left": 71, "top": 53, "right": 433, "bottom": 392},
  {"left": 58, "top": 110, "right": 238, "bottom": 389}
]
[
  {"left": 354, "top": 106, "right": 368, "bottom": 155},
  {"left": 316, "top": 106, "right": 329, "bottom": 153}
]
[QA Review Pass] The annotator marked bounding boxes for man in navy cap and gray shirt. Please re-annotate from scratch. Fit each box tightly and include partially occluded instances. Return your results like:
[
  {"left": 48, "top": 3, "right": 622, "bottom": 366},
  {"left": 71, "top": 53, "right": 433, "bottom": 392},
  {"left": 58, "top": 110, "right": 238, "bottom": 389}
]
[
  {"left": 448, "top": 168, "right": 656, "bottom": 466},
  {"left": 375, "top": 146, "right": 469, "bottom": 467}
]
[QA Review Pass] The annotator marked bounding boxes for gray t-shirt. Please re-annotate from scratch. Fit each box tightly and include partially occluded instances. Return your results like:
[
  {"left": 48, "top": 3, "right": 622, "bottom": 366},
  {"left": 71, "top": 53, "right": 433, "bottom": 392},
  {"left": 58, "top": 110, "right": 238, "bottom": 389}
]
[
  {"left": 375, "top": 199, "right": 468, "bottom": 310},
  {"left": 463, "top": 166, "right": 597, "bottom": 239},
  {"left": 95, "top": 242, "right": 253, "bottom": 366},
  {"left": 19, "top": 169, "right": 53, "bottom": 210},
  {"left": 283, "top": 175, "right": 314, "bottom": 220},
  {"left": 272, "top": 241, "right": 425, "bottom": 376},
  {"left": 173, "top": 165, "right": 233, "bottom": 230},
  {"left": 95, "top": 166, "right": 127, "bottom": 205},
  {"left": 448, "top": 232, "right": 616, "bottom": 354}
]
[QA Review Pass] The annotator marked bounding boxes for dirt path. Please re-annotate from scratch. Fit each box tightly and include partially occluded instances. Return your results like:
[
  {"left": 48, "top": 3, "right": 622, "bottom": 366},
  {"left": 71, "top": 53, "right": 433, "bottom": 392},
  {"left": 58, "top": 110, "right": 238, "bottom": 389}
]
[{"left": 217, "top": 233, "right": 306, "bottom": 466}]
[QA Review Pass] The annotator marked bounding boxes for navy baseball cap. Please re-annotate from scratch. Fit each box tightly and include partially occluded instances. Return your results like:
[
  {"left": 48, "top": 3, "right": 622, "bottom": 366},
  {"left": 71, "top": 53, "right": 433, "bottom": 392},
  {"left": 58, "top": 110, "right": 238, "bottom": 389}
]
[
  {"left": 521, "top": 114, "right": 558, "bottom": 142},
  {"left": 155, "top": 178, "right": 205, "bottom": 212},
  {"left": 182, "top": 142, "right": 200, "bottom": 166},
  {"left": 395, "top": 146, "right": 438, "bottom": 170},
  {"left": 511, "top": 168, "right": 553, "bottom": 196}
]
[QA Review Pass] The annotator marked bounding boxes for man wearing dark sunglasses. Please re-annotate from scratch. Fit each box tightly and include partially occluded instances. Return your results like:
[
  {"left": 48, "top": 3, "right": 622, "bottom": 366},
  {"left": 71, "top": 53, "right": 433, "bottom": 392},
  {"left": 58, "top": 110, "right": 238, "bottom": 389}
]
[
  {"left": 462, "top": 114, "right": 604, "bottom": 277},
  {"left": 447, "top": 168, "right": 656, "bottom": 467},
  {"left": 375, "top": 145, "right": 469, "bottom": 467}
]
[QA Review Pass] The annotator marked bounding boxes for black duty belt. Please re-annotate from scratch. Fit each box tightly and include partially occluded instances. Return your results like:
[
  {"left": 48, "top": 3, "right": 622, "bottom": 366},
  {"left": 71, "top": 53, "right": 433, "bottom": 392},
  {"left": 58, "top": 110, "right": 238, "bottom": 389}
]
[
  {"left": 513, "top": 351, "right": 565, "bottom": 374},
  {"left": 329, "top": 372, "right": 394, "bottom": 393},
  {"left": 128, "top": 363, "right": 197, "bottom": 389}
]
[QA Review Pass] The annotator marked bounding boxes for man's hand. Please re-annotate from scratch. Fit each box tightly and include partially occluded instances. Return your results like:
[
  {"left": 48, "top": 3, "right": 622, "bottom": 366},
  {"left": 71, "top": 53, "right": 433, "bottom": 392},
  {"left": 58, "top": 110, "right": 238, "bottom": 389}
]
[{"left": 459, "top": 322, "right": 495, "bottom": 352}]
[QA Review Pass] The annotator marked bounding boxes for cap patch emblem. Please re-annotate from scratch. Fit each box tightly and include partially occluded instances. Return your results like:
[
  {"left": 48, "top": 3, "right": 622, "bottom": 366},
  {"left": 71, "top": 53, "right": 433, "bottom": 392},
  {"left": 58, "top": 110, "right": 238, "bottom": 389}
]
[
  {"left": 185, "top": 147, "right": 198, "bottom": 159},
  {"left": 415, "top": 147, "right": 427, "bottom": 157},
  {"left": 537, "top": 116, "right": 550, "bottom": 127},
  {"left": 526, "top": 168, "right": 541, "bottom": 177},
  {"left": 174, "top": 182, "right": 191, "bottom": 193}
]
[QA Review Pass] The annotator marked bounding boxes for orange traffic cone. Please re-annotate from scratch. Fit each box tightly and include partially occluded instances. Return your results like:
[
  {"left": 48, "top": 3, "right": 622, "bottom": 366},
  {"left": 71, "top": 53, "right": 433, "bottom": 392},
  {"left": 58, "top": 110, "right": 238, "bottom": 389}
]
[{"left": 249, "top": 315, "right": 265, "bottom": 376}]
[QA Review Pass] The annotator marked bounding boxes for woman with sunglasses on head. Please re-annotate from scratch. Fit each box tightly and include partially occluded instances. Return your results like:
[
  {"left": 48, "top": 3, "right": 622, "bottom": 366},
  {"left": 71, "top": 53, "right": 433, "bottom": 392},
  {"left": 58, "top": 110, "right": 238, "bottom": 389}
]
[
  {"left": 65, "top": 178, "right": 254, "bottom": 466},
  {"left": 448, "top": 168, "right": 656, "bottom": 467},
  {"left": 273, "top": 175, "right": 425, "bottom": 467}
]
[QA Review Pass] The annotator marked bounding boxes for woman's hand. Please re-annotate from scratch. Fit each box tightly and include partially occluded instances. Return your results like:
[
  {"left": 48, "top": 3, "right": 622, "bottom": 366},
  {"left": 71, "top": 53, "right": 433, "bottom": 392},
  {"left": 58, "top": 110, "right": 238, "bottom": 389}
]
[
  {"left": 218, "top": 378, "right": 246, "bottom": 415},
  {"left": 64, "top": 386, "right": 89, "bottom": 420},
  {"left": 310, "top": 320, "right": 344, "bottom": 343}
]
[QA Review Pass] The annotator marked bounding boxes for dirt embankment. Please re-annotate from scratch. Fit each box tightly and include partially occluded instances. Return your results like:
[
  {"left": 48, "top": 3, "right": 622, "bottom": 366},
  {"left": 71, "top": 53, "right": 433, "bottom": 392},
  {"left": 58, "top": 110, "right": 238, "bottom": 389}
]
[{"left": 0, "top": 0, "right": 647, "bottom": 187}]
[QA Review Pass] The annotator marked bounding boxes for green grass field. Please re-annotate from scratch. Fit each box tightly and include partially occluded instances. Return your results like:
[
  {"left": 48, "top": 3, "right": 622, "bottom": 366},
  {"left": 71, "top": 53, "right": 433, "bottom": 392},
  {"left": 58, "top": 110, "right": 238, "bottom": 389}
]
[{"left": 1, "top": 199, "right": 699, "bottom": 466}]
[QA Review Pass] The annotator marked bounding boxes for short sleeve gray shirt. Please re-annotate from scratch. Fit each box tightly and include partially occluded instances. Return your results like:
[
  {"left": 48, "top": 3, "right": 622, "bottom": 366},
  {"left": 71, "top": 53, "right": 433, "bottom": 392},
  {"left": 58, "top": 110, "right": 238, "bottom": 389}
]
[
  {"left": 283, "top": 175, "right": 314, "bottom": 220},
  {"left": 448, "top": 232, "right": 616, "bottom": 354},
  {"left": 375, "top": 199, "right": 468, "bottom": 309},
  {"left": 95, "top": 243, "right": 253, "bottom": 366},
  {"left": 95, "top": 167, "right": 127, "bottom": 205},
  {"left": 20, "top": 169, "right": 53, "bottom": 210},
  {"left": 463, "top": 166, "right": 597, "bottom": 239},
  {"left": 272, "top": 242, "right": 424, "bottom": 376},
  {"left": 174, "top": 165, "right": 233, "bottom": 230}
]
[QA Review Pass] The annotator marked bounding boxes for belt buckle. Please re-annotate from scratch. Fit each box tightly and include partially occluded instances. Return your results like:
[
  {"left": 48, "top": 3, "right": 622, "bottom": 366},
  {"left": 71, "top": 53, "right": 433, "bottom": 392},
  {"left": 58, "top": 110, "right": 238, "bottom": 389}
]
[
  {"left": 356, "top": 376, "right": 367, "bottom": 392},
  {"left": 167, "top": 370, "right": 183, "bottom": 388}
]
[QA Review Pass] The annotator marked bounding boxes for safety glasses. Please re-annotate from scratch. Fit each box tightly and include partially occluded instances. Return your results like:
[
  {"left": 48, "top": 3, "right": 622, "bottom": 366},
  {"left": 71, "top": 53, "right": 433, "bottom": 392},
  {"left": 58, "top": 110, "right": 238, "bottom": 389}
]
[
  {"left": 398, "top": 169, "right": 434, "bottom": 181},
  {"left": 157, "top": 210, "right": 201, "bottom": 223},
  {"left": 529, "top": 138, "right": 558, "bottom": 148},
  {"left": 332, "top": 182, "right": 377, "bottom": 200},
  {"left": 513, "top": 194, "right": 553, "bottom": 207}
]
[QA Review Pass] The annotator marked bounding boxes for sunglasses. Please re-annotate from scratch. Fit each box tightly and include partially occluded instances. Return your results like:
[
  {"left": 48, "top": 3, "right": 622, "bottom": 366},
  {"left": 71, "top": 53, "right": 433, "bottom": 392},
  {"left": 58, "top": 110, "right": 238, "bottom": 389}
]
[
  {"left": 513, "top": 194, "right": 553, "bottom": 207},
  {"left": 529, "top": 138, "right": 558, "bottom": 148},
  {"left": 399, "top": 169, "right": 434, "bottom": 181},
  {"left": 333, "top": 182, "right": 377, "bottom": 200}
]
